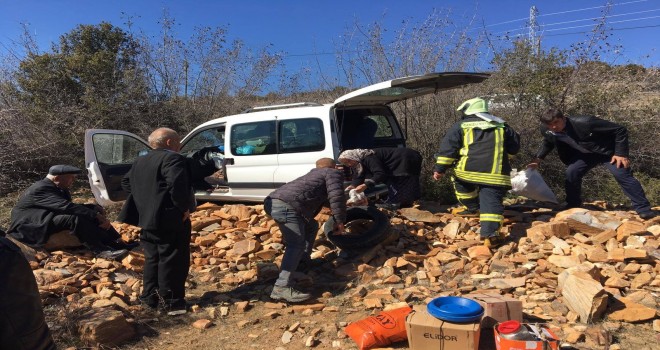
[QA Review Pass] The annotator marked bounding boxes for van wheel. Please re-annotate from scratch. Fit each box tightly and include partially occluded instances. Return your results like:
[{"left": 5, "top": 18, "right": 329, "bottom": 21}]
[{"left": 323, "top": 206, "right": 391, "bottom": 250}]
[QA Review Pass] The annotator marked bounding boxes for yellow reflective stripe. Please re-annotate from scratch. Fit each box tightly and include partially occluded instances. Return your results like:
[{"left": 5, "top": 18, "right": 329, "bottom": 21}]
[
  {"left": 497, "top": 128, "right": 504, "bottom": 174},
  {"left": 458, "top": 128, "right": 473, "bottom": 171},
  {"left": 436, "top": 156, "right": 455, "bottom": 165},
  {"left": 480, "top": 213, "right": 504, "bottom": 222},
  {"left": 454, "top": 169, "right": 511, "bottom": 186},
  {"left": 491, "top": 127, "right": 504, "bottom": 174},
  {"left": 455, "top": 190, "right": 478, "bottom": 199}
]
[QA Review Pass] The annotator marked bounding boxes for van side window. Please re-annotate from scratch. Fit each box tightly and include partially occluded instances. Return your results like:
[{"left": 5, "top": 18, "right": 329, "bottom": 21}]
[
  {"left": 92, "top": 133, "right": 148, "bottom": 165},
  {"left": 279, "top": 118, "right": 325, "bottom": 153},
  {"left": 231, "top": 121, "right": 276, "bottom": 155},
  {"left": 180, "top": 127, "right": 225, "bottom": 155}
]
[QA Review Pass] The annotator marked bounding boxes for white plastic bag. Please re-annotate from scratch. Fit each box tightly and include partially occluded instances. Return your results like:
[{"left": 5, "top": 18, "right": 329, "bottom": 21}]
[
  {"left": 510, "top": 168, "right": 558, "bottom": 204},
  {"left": 347, "top": 189, "right": 368, "bottom": 206}
]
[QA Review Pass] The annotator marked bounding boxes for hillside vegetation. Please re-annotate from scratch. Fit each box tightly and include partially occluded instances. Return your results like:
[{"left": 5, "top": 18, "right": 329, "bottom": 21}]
[{"left": 0, "top": 10, "right": 658, "bottom": 208}]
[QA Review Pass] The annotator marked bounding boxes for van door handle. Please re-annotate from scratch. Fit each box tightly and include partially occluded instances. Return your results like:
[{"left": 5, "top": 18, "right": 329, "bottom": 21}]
[{"left": 225, "top": 158, "right": 235, "bottom": 165}]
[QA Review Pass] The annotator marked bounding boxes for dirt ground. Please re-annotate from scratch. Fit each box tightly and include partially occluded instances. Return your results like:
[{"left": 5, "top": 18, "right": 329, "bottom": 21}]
[
  {"left": 2, "top": 189, "right": 658, "bottom": 350},
  {"left": 43, "top": 247, "right": 659, "bottom": 350}
]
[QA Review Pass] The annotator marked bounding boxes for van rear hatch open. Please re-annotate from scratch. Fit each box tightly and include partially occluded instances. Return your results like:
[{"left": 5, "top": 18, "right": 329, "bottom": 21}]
[{"left": 334, "top": 72, "right": 490, "bottom": 106}]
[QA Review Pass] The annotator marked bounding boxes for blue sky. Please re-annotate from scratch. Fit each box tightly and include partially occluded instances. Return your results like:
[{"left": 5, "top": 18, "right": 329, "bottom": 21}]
[{"left": 1, "top": 0, "right": 658, "bottom": 76}]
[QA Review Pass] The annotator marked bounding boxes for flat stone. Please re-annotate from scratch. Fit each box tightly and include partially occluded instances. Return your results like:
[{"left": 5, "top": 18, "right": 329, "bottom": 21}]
[
  {"left": 232, "top": 239, "right": 261, "bottom": 256},
  {"left": 586, "top": 247, "right": 608, "bottom": 263},
  {"left": 608, "top": 297, "right": 657, "bottom": 322},
  {"left": 467, "top": 245, "right": 492, "bottom": 260},
  {"left": 192, "top": 319, "right": 213, "bottom": 329},
  {"left": 78, "top": 308, "right": 136, "bottom": 346},
  {"left": 527, "top": 222, "right": 570, "bottom": 243},
  {"left": 592, "top": 229, "right": 617, "bottom": 244},
  {"left": 624, "top": 248, "right": 647, "bottom": 259},
  {"left": 281, "top": 331, "right": 294, "bottom": 344},
  {"left": 616, "top": 221, "right": 647, "bottom": 241},
  {"left": 604, "top": 276, "right": 630, "bottom": 288},
  {"left": 631, "top": 272, "right": 652, "bottom": 289},
  {"left": 548, "top": 254, "right": 580, "bottom": 269},
  {"left": 435, "top": 252, "right": 460, "bottom": 263},
  {"left": 398, "top": 208, "right": 442, "bottom": 223},
  {"left": 489, "top": 277, "right": 526, "bottom": 289}
]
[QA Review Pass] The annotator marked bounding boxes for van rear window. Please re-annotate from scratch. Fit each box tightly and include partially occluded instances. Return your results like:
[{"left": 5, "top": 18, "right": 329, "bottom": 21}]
[{"left": 279, "top": 118, "right": 325, "bottom": 153}]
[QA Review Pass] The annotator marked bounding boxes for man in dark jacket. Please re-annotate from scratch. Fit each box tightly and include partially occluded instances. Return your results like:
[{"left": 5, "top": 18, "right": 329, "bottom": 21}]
[
  {"left": 528, "top": 108, "right": 655, "bottom": 219},
  {"left": 0, "top": 233, "right": 56, "bottom": 350},
  {"left": 264, "top": 158, "right": 347, "bottom": 303},
  {"left": 120, "top": 128, "right": 194, "bottom": 315},
  {"left": 433, "top": 97, "right": 520, "bottom": 248},
  {"left": 339, "top": 147, "right": 423, "bottom": 209},
  {"left": 8, "top": 165, "right": 128, "bottom": 260}
]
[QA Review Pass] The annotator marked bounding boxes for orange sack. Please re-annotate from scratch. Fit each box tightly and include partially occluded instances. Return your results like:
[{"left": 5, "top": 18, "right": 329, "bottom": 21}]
[{"left": 344, "top": 306, "right": 413, "bottom": 350}]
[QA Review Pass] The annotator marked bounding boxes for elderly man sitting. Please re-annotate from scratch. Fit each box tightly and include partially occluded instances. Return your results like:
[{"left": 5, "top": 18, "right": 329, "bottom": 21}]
[{"left": 7, "top": 165, "right": 131, "bottom": 260}]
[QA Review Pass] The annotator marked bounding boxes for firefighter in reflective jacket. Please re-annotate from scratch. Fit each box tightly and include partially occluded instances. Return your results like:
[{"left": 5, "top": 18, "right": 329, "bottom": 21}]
[{"left": 433, "top": 97, "right": 520, "bottom": 248}]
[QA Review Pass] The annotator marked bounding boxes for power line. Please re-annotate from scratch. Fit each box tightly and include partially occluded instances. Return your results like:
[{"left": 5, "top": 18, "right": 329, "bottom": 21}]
[
  {"left": 493, "top": 22, "right": 660, "bottom": 40},
  {"left": 494, "top": 12, "right": 660, "bottom": 35},
  {"left": 540, "top": 8, "right": 660, "bottom": 28},
  {"left": 484, "top": 0, "right": 648, "bottom": 28},
  {"left": 544, "top": 15, "right": 660, "bottom": 32},
  {"left": 285, "top": 17, "right": 660, "bottom": 59},
  {"left": 544, "top": 23, "right": 660, "bottom": 37}
]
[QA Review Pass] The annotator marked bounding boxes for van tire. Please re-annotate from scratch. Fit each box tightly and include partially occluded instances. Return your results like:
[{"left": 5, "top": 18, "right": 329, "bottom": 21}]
[{"left": 323, "top": 206, "right": 391, "bottom": 250}]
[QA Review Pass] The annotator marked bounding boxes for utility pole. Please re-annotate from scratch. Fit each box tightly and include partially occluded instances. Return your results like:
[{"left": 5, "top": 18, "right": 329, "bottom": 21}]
[{"left": 529, "top": 6, "right": 540, "bottom": 55}]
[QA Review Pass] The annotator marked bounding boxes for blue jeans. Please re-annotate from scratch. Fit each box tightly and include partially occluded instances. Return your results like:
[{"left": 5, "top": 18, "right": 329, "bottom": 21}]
[
  {"left": 565, "top": 155, "right": 651, "bottom": 213},
  {"left": 264, "top": 197, "right": 318, "bottom": 287}
]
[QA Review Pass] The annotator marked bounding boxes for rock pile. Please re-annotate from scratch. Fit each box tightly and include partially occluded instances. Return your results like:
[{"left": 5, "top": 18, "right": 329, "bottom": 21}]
[{"left": 24, "top": 201, "right": 659, "bottom": 348}]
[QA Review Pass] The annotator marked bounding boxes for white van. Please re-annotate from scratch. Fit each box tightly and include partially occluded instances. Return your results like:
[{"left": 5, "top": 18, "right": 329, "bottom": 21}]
[{"left": 85, "top": 72, "right": 489, "bottom": 205}]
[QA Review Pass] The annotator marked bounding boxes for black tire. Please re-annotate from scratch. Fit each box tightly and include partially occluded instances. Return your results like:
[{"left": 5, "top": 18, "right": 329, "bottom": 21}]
[{"left": 324, "top": 206, "right": 391, "bottom": 250}]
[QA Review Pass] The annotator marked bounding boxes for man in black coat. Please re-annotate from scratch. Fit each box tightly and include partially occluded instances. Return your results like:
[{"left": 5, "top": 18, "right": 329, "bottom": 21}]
[
  {"left": 528, "top": 108, "right": 656, "bottom": 220},
  {"left": 120, "top": 127, "right": 193, "bottom": 315},
  {"left": 8, "top": 165, "right": 128, "bottom": 260},
  {"left": 264, "top": 158, "right": 346, "bottom": 303},
  {"left": 339, "top": 147, "right": 423, "bottom": 209}
]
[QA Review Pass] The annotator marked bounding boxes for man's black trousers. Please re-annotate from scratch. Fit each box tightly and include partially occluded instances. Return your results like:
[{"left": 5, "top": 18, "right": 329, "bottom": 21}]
[
  {"left": 564, "top": 154, "right": 652, "bottom": 213},
  {"left": 139, "top": 222, "right": 191, "bottom": 308},
  {"left": 50, "top": 214, "right": 120, "bottom": 251}
]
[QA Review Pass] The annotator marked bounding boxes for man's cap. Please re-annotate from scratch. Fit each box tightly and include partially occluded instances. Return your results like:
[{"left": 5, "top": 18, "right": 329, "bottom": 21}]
[{"left": 48, "top": 164, "right": 82, "bottom": 176}]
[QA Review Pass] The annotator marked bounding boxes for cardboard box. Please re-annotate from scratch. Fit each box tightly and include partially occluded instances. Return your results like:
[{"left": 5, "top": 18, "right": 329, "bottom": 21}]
[
  {"left": 494, "top": 323, "right": 560, "bottom": 350},
  {"left": 465, "top": 293, "right": 523, "bottom": 328},
  {"left": 405, "top": 305, "right": 480, "bottom": 350}
]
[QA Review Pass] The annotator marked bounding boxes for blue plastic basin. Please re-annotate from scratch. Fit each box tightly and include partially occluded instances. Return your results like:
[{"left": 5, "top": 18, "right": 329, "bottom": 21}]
[{"left": 427, "top": 296, "right": 484, "bottom": 323}]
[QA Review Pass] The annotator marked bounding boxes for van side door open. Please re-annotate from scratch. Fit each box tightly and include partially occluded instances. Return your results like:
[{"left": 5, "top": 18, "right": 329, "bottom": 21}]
[{"left": 84, "top": 129, "right": 150, "bottom": 206}]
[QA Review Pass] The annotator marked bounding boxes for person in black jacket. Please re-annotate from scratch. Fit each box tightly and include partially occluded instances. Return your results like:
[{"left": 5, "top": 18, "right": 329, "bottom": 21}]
[
  {"left": 338, "top": 147, "right": 423, "bottom": 209},
  {"left": 433, "top": 97, "right": 520, "bottom": 248},
  {"left": 7, "top": 165, "right": 128, "bottom": 260},
  {"left": 120, "top": 128, "right": 194, "bottom": 315},
  {"left": 0, "top": 233, "right": 56, "bottom": 350},
  {"left": 264, "top": 158, "right": 346, "bottom": 303},
  {"left": 528, "top": 108, "right": 656, "bottom": 220}
]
